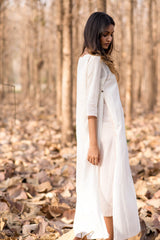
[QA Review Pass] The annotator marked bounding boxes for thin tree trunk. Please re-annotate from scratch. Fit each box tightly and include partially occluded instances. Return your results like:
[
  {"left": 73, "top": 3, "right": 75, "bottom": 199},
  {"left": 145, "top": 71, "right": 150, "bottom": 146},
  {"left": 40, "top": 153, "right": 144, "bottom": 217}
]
[
  {"left": 125, "top": 0, "right": 134, "bottom": 123},
  {"left": 72, "top": 0, "right": 80, "bottom": 122},
  {"left": 146, "top": 0, "right": 155, "bottom": 111},
  {"left": 152, "top": 0, "right": 158, "bottom": 109},
  {"left": 21, "top": 26, "right": 29, "bottom": 99},
  {"left": 30, "top": 0, "right": 40, "bottom": 104},
  {"left": 45, "top": 3, "right": 55, "bottom": 103},
  {"left": 61, "top": 0, "right": 73, "bottom": 146},
  {"left": 97, "top": 0, "right": 107, "bottom": 12},
  {"left": 88, "top": 0, "right": 94, "bottom": 12},
  {"left": 0, "top": 4, "right": 5, "bottom": 99},
  {"left": 37, "top": 2, "right": 45, "bottom": 106},
  {"left": 56, "top": 0, "right": 63, "bottom": 121},
  {"left": 118, "top": 1, "right": 125, "bottom": 101},
  {"left": 136, "top": 5, "right": 143, "bottom": 103}
]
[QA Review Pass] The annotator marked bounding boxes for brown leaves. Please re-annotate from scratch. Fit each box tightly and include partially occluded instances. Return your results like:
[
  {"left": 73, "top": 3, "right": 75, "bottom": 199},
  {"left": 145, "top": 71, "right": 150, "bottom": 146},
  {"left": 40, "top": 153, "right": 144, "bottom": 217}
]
[
  {"left": 8, "top": 185, "right": 28, "bottom": 200},
  {"left": 0, "top": 176, "right": 22, "bottom": 191},
  {"left": 1, "top": 100, "right": 160, "bottom": 239},
  {"left": 61, "top": 209, "right": 75, "bottom": 224},
  {"left": 0, "top": 102, "right": 77, "bottom": 239},
  {"left": 0, "top": 201, "right": 10, "bottom": 213},
  {"left": 126, "top": 114, "right": 160, "bottom": 239},
  {"left": 37, "top": 181, "right": 52, "bottom": 193}
]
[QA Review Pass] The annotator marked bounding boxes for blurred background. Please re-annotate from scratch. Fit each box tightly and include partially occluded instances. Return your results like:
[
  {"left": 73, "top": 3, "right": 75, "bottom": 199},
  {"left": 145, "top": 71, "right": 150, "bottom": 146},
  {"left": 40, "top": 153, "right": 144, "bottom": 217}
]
[
  {"left": 0, "top": 0, "right": 160, "bottom": 144},
  {"left": 0, "top": 1, "right": 160, "bottom": 239}
]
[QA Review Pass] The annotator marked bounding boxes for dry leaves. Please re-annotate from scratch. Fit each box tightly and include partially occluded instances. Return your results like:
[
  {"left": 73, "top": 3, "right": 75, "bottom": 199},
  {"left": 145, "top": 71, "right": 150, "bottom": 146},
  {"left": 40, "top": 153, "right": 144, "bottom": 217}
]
[{"left": 0, "top": 99, "right": 160, "bottom": 239}]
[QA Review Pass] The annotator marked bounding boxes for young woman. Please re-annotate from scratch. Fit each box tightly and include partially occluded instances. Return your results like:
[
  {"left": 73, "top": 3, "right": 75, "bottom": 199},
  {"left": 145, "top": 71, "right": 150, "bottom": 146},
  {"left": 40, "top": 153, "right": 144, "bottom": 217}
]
[{"left": 73, "top": 12, "right": 141, "bottom": 240}]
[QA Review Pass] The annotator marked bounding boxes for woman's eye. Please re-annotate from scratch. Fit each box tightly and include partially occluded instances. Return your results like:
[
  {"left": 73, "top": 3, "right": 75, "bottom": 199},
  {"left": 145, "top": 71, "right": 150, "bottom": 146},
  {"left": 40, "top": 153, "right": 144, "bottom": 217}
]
[{"left": 102, "top": 33, "right": 113, "bottom": 38}]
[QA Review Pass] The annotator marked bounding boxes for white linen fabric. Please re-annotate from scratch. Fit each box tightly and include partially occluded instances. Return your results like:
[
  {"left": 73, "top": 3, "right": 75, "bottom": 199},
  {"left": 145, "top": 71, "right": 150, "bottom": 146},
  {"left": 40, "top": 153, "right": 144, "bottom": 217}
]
[
  {"left": 99, "top": 99, "right": 117, "bottom": 217},
  {"left": 73, "top": 54, "right": 141, "bottom": 240}
]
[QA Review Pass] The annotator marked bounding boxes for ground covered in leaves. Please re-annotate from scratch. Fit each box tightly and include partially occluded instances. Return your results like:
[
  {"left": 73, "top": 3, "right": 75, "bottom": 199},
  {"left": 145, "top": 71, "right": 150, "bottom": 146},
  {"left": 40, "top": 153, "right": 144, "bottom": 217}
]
[{"left": 0, "top": 98, "right": 160, "bottom": 240}]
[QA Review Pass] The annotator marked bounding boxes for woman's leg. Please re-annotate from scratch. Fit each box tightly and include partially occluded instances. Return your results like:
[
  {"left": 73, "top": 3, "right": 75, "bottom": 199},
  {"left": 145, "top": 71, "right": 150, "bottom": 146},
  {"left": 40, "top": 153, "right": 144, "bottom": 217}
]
[{"left": 104, "top": 216, "right": 113, "bottom": 240}]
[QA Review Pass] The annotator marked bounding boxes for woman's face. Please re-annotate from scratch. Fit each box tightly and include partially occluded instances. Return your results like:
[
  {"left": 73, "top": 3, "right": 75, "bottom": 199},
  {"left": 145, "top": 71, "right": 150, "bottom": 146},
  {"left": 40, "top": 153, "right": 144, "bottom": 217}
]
[{"left": 100, "top": 24, "right": 114, "bottom": 49}]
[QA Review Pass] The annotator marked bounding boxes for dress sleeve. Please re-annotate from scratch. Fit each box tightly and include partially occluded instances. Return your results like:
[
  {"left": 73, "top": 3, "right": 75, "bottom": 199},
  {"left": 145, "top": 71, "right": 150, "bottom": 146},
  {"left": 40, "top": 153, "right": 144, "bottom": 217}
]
[{"left": 86, "top": 55, "right": 102, "bottom": 117}]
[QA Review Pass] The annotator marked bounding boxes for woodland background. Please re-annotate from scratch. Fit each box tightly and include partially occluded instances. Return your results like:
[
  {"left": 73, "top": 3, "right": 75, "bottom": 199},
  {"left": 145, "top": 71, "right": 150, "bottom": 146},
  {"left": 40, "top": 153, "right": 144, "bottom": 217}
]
[{"left": 0, "top": 0, "right": 160, "bottom": 239}]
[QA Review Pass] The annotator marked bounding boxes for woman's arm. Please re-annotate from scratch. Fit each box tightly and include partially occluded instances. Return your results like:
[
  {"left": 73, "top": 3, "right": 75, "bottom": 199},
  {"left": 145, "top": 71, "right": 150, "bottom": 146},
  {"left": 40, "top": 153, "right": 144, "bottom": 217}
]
[
  {"left": 87, "top": 116, "right": 100, "bottom": 165},
  {"left": 88, "top": 116, "right": 98, "bottom": 146},
  {"left": 86, "top": 56, "right": 102, "bottom": 166}
]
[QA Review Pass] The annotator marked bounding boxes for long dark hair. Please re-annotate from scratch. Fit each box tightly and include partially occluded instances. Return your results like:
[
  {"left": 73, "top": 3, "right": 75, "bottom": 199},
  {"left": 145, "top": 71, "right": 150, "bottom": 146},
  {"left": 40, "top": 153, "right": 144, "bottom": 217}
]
[{"left": 81, "top": 12, "right": 119, "bottom": 81}]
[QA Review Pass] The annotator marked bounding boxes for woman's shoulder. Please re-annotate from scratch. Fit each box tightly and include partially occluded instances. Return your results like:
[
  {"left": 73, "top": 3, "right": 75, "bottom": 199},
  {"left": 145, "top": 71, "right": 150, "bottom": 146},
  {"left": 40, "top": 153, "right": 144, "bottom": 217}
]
[
  {"left": 79, "top": 53, "right": 100, "bottom": 60},
  {"left": 78, "top": 54, "right": 101, "bottom": 66}
]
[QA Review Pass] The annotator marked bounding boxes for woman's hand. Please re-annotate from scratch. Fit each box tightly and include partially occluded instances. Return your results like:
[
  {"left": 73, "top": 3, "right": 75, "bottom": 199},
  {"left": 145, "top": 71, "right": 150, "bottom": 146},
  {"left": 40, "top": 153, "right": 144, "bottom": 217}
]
[{"left": 87, "top": 144, "right": 100, "bottom": 165}]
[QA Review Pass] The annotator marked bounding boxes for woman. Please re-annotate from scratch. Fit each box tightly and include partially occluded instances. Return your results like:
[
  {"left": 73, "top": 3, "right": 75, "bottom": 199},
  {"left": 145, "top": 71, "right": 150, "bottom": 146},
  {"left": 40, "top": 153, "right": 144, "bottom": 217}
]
[{"left": 73, "top": 12, "right": 141, "bottom": 240}]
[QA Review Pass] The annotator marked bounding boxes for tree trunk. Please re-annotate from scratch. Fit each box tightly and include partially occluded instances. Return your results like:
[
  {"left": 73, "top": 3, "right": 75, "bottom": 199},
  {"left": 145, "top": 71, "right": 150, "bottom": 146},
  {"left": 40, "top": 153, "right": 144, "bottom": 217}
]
[
  {"left": 45, "top": 3, "right": 55, "bottom": 104},
  {"left": 72, "top": 0, "right": 80, "bottom": 126},
  {"left": 97, "top": 0, "right": 107, "bottom": 12},
  {"left": 21, "top": 26, "right": 29, "bottom": 99},
  {"left": 61, "top": 0, "right": 73, "bottom": 146},
  {"left": 146, "top": 0, "right": 156, "bottom": 112},
  {"left": 0, "top": 3, "right": 5, "bottom": 100},
  {"left": 125, "top": 0, "right": 134, "bottom": 123},
  {"left": 88, "top": 0, "right": 95, "bottom": 12},
  {"left": 136, "top": 4, "right": 143, "bottom": 103},
  {"left": 56, "top": 0, "right": 63, "bottom": 121},
  {"left": 152, "top": 0, "right": 158, "bottom": 109}
]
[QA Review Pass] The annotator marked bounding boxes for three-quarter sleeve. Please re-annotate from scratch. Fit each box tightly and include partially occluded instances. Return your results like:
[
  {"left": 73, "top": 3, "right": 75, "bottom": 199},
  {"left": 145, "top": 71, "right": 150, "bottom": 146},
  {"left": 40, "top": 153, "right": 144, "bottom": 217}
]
[{"left": 86, "top": 55, "right": 102, "bottom": 117}]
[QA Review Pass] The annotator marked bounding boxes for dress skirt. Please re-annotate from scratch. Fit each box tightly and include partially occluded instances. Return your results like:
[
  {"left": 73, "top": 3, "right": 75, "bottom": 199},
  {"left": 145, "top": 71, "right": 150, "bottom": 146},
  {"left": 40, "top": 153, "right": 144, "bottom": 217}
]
[{"left": 99, "top": 98, "right": 117, "bottom": 217}]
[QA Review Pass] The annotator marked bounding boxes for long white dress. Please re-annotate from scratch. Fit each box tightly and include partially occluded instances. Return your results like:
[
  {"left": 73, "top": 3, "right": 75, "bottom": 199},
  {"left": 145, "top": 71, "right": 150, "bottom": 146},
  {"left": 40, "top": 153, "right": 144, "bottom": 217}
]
[
  {"left": 73, "top": 54, "right": 141, "bottom": 240},
  {"left": 99, "top": 98, "right": 117, "bottom": 217}
]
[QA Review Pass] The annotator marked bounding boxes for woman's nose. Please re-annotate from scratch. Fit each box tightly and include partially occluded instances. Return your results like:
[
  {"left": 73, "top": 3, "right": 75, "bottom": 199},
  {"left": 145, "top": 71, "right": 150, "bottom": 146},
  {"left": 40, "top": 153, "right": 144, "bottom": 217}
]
[{"left": 108, "top": 35, "right": 112, "bottom": 42}]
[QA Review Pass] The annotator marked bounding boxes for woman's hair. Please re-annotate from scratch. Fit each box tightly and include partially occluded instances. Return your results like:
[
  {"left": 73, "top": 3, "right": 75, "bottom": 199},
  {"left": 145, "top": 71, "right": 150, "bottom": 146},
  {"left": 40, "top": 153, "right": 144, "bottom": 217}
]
[{"left": 81, "top": 12, "right": 119, "bottom": 82}]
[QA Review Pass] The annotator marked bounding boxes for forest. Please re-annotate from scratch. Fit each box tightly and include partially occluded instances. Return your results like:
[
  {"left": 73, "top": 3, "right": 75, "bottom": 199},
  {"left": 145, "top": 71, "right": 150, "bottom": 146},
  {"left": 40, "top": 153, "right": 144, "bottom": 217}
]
[{"left": 0, "top": 0, "right": 160, "bottom": 239}]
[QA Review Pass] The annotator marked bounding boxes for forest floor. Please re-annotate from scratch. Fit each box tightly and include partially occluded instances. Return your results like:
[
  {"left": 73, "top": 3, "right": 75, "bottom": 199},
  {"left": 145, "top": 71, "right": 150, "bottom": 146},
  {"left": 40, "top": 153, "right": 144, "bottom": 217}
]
[{"left": 0, "top": 95, "right": 160, "bottom": 240}]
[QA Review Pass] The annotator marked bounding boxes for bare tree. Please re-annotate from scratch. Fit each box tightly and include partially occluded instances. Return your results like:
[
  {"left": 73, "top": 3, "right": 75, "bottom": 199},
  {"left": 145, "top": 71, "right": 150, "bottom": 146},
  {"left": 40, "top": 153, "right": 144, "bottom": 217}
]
[
  {"left": 44, "top": 2, "right": 56, "bottom": 102},
  {"left": 88, "top": 0, "right": 95, "bottom": 12},
  {"left": 61, "top": 0, "right": 73, "bottom": 145},
  {"left": 145, "top": 0, "right": 156, "bottom": 111},
  {"left": 56, "top": 0, "right": 63, "bottom": 121},
  {"left": 125, "top": 0, "right": 134, "bottom": 123},
  {"left": 97, "top": 0, "right": 107, "bottom": 12},
  {"left": 0, "top": 1, "right": 6, "bottom": 99}
]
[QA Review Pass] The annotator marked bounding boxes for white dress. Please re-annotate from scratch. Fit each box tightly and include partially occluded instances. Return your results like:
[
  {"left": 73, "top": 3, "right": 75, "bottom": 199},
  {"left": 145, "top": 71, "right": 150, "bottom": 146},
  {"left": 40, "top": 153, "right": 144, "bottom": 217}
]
[
  {"left": 99, "top": 98, "right": 116, "bottom": 217},
  {"left": 73, "top": 54, "right": 141, "bottom": 240}
]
